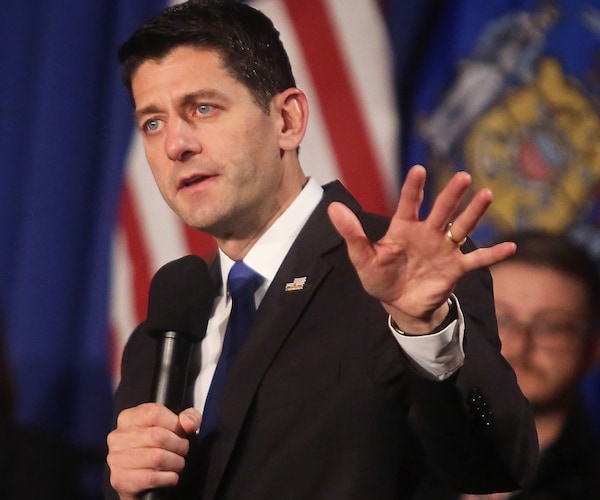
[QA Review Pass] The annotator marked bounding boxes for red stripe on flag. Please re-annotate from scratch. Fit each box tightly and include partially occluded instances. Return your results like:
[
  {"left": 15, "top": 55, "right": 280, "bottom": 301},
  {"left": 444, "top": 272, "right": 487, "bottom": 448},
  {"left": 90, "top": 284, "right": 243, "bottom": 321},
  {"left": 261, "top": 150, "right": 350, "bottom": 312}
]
[
  {"left": 119, "top": 183, "right": 152, "bottom": 324},
  {"left": 284, "top": 0, "right": 391, "bottom": 215}
]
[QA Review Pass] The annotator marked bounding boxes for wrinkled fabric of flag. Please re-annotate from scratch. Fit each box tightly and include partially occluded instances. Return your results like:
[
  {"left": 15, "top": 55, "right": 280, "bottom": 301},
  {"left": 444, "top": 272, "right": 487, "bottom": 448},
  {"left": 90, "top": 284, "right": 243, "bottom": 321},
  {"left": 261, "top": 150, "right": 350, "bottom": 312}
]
[{"left": 397, "top": 0, "right": 600, "bottom": 247}]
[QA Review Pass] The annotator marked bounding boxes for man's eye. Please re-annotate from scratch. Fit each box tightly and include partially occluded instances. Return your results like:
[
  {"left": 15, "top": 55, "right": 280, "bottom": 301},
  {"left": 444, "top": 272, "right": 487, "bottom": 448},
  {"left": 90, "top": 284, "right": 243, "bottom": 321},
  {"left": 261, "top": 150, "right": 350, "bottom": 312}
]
[
  {"left": 196, "top": 104, "right": 212, "bottom": 115},
  {"left": 144, "top": 119, "right": 161, "bottom": 132}
]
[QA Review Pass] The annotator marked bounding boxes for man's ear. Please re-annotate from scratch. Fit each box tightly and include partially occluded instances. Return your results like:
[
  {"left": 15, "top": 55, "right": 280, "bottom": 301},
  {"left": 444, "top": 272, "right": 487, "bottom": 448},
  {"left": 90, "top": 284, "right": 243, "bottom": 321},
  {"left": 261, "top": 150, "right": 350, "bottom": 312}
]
[{"left": 273, "top": 88, "right": 308, "bottom": 151}]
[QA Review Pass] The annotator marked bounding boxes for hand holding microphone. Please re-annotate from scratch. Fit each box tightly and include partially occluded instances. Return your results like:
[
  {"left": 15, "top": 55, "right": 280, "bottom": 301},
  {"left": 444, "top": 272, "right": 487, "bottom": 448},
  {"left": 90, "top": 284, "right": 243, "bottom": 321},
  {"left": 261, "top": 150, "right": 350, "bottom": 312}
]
[{"left": 107, "top": 256, "right": 215, "bottom": 500}]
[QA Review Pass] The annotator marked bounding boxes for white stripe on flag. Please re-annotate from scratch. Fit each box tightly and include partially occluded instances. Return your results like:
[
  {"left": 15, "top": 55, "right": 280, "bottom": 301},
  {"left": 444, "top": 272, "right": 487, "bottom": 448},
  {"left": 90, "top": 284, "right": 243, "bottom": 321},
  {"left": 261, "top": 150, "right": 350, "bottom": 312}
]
[
  {"left": 326, "top": 0, "right": 400, "bottom": 206},
  {"left": 252, "top": 0, "right": 341, "bottom": 185},
  {"left": 109, "top": 226, "right": 136, "bottom": 384}
]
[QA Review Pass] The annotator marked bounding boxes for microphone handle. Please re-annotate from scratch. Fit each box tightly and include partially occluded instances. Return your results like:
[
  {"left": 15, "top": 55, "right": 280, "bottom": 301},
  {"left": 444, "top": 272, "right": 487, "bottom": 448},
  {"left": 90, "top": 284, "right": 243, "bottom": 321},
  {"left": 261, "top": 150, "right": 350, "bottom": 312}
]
[
  {"left": 150, "top": 331, "right": 194, "bottom": 411},
  {"left": 141, "top": 489, "right": 175, "bottom": 500},
  {"left": 141, "top": 332, "right": 195, "bottom": 500}
]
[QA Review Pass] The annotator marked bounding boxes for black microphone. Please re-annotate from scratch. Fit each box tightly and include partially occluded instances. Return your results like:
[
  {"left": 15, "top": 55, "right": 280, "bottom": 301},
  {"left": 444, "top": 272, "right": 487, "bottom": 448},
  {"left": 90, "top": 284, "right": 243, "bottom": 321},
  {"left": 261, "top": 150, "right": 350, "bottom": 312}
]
[{"left": 142, "top": 255, "right": 215, "bottom": 500}]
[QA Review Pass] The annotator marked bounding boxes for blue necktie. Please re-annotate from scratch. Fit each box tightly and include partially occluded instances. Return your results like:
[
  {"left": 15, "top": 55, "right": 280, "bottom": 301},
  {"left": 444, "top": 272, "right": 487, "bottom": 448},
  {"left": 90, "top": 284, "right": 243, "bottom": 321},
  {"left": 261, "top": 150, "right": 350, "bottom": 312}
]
[{"left": 198, "top": 260, "right": 264, "bottom": 441}]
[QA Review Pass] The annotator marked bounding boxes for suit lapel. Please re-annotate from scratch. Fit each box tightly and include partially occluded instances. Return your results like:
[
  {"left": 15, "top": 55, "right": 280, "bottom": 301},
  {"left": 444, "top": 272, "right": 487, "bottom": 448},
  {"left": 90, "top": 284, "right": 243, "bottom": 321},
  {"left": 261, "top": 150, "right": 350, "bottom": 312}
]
[{"left": 203, "top": 181, "right": 363, "bottom": 497}]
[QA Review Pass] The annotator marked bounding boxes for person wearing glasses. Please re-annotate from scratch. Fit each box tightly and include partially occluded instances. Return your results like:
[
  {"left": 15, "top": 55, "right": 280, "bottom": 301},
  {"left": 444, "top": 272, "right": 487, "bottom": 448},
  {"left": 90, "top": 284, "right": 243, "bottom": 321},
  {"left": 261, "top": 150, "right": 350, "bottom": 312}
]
[{"left": 416, "top": 230, "right": 600, "bottom": 499}]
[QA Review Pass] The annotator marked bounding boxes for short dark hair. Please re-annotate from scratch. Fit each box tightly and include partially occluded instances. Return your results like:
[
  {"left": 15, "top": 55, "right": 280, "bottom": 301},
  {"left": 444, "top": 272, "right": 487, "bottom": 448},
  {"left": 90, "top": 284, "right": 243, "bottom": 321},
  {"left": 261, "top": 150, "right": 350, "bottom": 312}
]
[
  {"left": 496, "top": 230, "right": 600, "bottom": 332},
  {"left": 118, "top": 0, "right": 296, "bottom": 112}
]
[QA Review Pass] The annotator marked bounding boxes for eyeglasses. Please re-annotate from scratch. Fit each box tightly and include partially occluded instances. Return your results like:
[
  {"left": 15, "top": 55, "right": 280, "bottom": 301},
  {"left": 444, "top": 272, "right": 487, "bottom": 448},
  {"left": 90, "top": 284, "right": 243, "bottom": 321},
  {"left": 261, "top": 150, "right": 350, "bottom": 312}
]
[{"left": 495, "top": 308, "right": 588, "bottom": 351}]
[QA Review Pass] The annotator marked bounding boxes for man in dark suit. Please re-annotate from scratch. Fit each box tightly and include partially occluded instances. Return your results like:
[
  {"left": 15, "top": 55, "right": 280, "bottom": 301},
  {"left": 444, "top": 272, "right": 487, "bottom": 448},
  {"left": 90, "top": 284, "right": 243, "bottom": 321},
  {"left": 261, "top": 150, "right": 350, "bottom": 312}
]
[
  {"left": 414, "top": 231, "right": 600, "bottom": 499},
  {"left": 105, "top": 1, "right": 538, "bottom": 499}
]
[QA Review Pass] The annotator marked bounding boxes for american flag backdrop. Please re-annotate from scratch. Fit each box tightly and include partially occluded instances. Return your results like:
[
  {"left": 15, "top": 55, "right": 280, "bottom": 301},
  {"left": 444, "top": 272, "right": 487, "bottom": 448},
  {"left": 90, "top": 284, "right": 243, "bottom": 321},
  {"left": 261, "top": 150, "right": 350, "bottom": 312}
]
[
  {"left": 0, "top": 2, "right": 401, "bottom": 497},
  {"left": 109, "top": 0, "right": 400, "bottom": 379},
  {"left": 5, "top": 1, "right": 600, "bottom": 498}
]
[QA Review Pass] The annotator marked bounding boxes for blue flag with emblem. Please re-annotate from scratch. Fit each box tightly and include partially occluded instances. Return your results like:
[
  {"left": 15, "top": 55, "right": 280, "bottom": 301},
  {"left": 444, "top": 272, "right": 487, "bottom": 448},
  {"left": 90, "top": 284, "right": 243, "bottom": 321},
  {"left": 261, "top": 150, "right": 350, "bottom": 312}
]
[{"left": 399, "top": 0, "right": 600, "bottom": 246}]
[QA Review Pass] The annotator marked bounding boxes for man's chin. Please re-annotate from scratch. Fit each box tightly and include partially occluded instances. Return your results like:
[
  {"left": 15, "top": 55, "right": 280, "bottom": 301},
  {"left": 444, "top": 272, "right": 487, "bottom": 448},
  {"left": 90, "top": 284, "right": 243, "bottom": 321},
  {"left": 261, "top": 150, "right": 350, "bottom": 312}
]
[
  {"left": 524, "top": 385, "right": 574, "bottom": 414},
  {"left": 528, "top": 398, "right": 570, "bottom": 415},
  {"left": 179, "top": 211, "right": 217, "bottom": 233}
]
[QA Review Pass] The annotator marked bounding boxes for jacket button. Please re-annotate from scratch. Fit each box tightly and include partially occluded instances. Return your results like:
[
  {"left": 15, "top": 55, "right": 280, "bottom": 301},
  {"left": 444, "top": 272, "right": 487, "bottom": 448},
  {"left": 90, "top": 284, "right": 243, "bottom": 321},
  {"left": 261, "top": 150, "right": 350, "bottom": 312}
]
[{"left": 467, "top": 388, "right": 494, "bottom": 428}]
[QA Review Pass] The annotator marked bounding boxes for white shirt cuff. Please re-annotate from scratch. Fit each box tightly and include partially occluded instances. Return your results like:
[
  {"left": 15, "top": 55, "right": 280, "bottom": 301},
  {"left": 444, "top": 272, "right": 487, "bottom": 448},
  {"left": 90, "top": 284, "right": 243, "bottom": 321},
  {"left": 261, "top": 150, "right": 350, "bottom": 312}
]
[{"left": 389, "top": 294, "right": 465, "bottom": 381}]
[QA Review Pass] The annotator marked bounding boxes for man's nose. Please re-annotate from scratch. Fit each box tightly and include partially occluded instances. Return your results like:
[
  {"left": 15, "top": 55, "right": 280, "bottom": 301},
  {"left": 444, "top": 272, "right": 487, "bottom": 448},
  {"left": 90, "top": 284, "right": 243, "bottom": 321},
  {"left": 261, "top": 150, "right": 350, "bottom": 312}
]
[{"left": 164, "top": 118, "right": 201, "bottom": 162}]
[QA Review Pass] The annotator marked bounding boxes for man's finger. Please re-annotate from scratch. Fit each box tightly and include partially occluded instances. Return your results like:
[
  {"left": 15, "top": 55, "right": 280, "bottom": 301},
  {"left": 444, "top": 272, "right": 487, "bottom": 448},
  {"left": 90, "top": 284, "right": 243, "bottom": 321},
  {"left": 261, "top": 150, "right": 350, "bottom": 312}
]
[
  {"left": 427, "top": 170, "right": 472, "bottom": 229},
  {"left": 328, "top": 202, "right": 366, "bottom": 245},
  {"left": 327, "top": 201, "right": 374, "bottom": 269},
  {"left": 117, "top": 403, "right": 180, "bottom": 431},
  {"left": 178, "top": 407, "right": 201, "bottom": 436},
  {"left": 462, "top": 242, "right": 517, "bottom": 272},
  {"left": 395, "top": 164, "right": 426, "bottom": 221},
  {"left": 450, "top": 188, "right": 494, "bottom": 239}
]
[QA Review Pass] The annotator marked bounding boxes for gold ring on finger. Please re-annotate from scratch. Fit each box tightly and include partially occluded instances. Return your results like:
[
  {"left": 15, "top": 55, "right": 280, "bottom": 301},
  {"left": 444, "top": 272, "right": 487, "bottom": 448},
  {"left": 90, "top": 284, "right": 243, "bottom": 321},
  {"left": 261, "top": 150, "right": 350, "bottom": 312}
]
[{"left": 444, "top": 222, "right": 467, "bottom": 246}]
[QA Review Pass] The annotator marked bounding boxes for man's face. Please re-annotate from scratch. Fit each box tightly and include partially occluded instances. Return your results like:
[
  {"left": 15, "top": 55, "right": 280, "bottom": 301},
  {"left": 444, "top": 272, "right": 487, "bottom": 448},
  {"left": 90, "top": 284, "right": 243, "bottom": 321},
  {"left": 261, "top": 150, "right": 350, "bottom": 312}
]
[
  {"left": 492, "top": 262, "right": 594, "bottom": 411},
  {"left": 131, "top": 46, "right": 294, "bottom": 241}
]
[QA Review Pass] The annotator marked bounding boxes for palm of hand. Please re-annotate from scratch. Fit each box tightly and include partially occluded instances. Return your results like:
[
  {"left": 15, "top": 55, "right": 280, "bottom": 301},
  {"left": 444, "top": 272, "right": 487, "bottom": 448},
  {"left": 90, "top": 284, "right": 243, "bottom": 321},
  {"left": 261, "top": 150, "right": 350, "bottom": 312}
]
[{"left": 328, "top": 165, "right": 515, "bottom": 332}]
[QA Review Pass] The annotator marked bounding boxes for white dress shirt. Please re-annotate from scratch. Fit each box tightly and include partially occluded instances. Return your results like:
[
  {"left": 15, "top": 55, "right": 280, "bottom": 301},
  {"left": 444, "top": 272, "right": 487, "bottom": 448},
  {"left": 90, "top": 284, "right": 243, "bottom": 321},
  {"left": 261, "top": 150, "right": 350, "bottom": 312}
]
[{"left": 194, "top": 178, "right": 465, "bottom": 412}]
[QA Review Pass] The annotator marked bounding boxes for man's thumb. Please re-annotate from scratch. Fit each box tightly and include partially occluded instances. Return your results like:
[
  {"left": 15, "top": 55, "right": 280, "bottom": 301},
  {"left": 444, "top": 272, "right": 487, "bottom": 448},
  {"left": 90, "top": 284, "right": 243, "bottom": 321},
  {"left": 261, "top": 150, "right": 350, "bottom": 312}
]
[{"left": 179, "top": 407, "right": 202, "bottom": 434}]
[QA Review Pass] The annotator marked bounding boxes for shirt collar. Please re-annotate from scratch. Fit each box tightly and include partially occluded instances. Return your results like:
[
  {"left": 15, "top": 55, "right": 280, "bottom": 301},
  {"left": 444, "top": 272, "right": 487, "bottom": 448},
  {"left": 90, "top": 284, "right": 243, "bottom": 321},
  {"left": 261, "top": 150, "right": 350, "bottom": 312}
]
[{"left": 218, "top": 177, "right": 323, "bottom": 291}]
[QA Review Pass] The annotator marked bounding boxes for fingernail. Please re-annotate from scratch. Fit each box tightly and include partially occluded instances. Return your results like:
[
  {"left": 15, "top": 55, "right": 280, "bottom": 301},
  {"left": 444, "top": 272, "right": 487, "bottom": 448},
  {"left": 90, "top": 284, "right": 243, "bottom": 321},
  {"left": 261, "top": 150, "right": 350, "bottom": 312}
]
[{"left": 183, "top": 409, "right": 201, "bottom": 427}]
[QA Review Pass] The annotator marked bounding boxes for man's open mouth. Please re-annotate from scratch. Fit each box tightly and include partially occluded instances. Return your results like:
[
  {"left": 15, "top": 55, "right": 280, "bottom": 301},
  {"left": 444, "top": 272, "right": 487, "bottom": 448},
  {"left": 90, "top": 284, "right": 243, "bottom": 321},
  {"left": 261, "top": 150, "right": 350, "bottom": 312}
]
[{"left": 180, "top": 174, "right": 210, "bottom": 188}]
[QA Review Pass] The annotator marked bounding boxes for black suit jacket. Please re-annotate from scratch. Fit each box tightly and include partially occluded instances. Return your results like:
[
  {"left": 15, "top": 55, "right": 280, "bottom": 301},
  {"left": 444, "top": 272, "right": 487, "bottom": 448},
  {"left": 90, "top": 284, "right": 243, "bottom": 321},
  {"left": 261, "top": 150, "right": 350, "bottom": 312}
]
[
  {"left": 413, "top": 402, "right": 600, "bottom": 499},
  {"left": 106, "top": 181, "right": 537, "bottom": 499}
]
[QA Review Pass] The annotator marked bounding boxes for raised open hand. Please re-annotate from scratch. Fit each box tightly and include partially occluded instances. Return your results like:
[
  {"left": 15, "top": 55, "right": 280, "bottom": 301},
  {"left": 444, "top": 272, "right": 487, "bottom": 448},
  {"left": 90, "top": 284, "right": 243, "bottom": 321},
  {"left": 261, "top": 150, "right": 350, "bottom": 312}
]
[{"left": 327, "top": 165, "right": 516, "bottom": 334}]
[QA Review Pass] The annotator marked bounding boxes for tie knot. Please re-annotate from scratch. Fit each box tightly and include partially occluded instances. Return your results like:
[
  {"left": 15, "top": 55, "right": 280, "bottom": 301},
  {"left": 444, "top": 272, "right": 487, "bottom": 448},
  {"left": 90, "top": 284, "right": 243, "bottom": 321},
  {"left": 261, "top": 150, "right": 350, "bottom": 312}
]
[{"left": 227, "top": 261, "right": 263, "bottom": 300}]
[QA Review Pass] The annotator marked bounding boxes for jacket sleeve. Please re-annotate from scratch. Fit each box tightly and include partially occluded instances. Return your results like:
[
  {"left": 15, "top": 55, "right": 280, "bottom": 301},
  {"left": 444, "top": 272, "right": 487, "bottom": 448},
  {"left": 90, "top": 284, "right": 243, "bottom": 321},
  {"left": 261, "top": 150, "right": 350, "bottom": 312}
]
[{"left": 406, "top": 244, "right": 538, "bottom": 494}]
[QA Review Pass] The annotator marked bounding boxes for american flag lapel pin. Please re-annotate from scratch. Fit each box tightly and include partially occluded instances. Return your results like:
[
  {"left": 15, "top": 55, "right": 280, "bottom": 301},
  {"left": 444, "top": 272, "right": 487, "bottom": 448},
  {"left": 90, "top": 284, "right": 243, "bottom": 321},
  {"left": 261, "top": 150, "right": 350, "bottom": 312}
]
[{"left": 285, "top": 276, "right": 307, "bottom": 292}]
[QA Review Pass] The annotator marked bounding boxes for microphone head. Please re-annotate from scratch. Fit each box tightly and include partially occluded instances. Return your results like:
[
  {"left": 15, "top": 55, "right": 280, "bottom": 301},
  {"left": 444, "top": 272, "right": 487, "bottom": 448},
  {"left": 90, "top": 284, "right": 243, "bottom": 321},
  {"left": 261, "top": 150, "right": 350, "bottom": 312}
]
[{"left": 146, "top": 255, "right": 215, "bottom": 341}]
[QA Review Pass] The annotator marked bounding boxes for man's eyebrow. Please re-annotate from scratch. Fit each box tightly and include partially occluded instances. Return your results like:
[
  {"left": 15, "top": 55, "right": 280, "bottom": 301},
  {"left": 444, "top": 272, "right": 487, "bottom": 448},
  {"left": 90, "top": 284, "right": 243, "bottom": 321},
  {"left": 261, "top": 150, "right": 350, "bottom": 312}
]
[
  {"left": 179, "top": 89, "right": 229, "bottom": 107},
  {"left": 134, "top": 105, "right": 160, "bottom": 123},
  {"left": 134, "top": 89, "right": 230, "bottom": 122}
]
